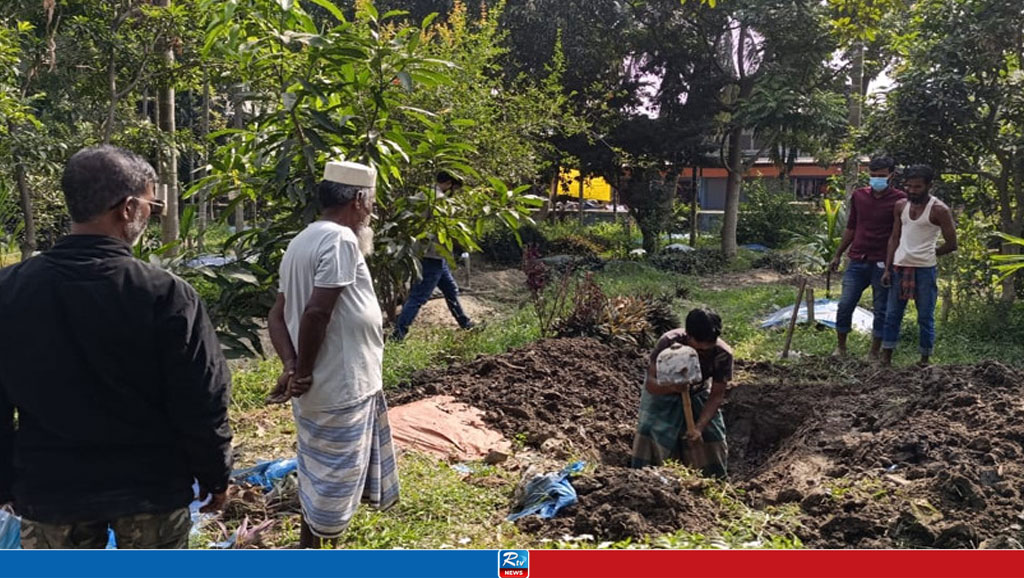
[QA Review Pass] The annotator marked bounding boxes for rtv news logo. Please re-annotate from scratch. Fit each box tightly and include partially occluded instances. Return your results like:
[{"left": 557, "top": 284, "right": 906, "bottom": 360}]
[{"left": 498, "top": 549, "right": 529, "bottom": 578}]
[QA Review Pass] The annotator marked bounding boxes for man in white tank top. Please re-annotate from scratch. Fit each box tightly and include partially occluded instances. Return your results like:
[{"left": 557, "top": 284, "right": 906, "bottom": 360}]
[{"left": 880, "top": 165, "right": 958, "bottom": 367}]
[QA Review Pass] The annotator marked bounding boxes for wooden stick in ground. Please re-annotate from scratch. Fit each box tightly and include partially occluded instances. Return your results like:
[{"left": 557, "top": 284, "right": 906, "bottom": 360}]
[
  {"left": 680, "top": 389, "right": 706, "bottom": 470},
  {"left": 782, "top": 278, "right": 808, "bottom": 359},
  {"left": 806, "top": 287, "right": 815, "bottom": 325}
]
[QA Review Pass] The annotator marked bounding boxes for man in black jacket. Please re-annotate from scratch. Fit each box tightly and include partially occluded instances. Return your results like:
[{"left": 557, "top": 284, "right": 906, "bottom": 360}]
[{"left": 0, "top": 145, "right": 232, "bottom": 548}]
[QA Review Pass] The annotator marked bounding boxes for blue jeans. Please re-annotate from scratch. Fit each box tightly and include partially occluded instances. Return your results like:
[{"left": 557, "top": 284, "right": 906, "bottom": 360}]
[
  {"left": 882, "top": 266, "right": 938, "bottom": 356},
  {"left": 392, "top": 257, "right": 471, "bottom": 339},
  {"left": 836, "top": 260, "right": 890, "bottom": 338}
]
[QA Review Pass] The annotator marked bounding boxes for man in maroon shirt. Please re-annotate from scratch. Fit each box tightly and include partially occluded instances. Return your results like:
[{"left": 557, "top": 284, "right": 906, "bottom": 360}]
[{"left": 829, "top": 155, "right": 907, "bottom": 359}]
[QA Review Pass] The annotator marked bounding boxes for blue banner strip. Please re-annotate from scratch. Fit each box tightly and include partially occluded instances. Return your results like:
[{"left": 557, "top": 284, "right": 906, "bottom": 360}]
[{"left": 0, "top": 550, "right": 504, "bottom": 578}]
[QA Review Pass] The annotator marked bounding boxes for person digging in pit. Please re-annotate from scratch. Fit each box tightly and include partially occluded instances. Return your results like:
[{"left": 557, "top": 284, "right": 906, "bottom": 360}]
[{"left": 631, "top": 307, "right": 732, "bottom": 478}]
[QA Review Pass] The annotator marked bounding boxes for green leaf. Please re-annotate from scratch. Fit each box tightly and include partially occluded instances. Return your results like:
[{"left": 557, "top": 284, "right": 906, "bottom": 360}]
[
  {"left": 421, "top": 13, "right": 439, "bottom": 29},
  {"left": 308, "top": 0, "right": 347, "bottom": 23}
]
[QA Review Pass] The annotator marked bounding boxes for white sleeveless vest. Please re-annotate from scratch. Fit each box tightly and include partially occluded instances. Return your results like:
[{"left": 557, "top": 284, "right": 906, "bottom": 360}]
[{"left": 894, "top": 196, "right": 940, "bottom": 267}]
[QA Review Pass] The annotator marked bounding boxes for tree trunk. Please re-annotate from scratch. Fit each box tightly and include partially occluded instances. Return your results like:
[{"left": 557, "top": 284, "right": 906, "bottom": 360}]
[
  {"left": 577, "top": 172, "right": 584, "bottom": 226},
  {"left": 1002, "top": 240, "right": 1019, "bottom": 303},
  {"left": 231, "top": 88, "right": 246, "bottom": 232},
  {"left": 15, "top": 163, "right": 37, "bottom": 261},
  {"left": 156, "top": 0, "right": 179, "bottom": 254},
  {"left": 690, "top": 166, "right": 699, "bottom": 248},
  {"left": 102, "top": 50, "right": 118, "bottom": 144},
  {"left": 198, "top": 69, "right": 210, "bottom": 245},
  {"left": 722, "top": 125, "right": 743, "bottom": 258},
  {"left": 843, "top": 42, "right": 865, "bottom": 199},
  {"left": 997, "top": 170, "right": 1019, "bottom": 303}
]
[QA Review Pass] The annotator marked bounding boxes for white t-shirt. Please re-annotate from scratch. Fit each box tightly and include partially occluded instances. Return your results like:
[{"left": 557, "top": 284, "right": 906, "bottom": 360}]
[{"left": 278, "top": 220, "right": 384, "bottom": 413}]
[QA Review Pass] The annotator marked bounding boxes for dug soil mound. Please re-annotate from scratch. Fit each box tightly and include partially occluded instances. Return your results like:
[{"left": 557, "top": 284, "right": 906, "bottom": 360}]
[
  {"left": 390, "top": 337, "right": 647, "bottom": 466},
  {"left": 515, "top": 468, "right": 718, "bottom": 541},
  {"left": 728, "top": 360, "right": 1024, "bottom": 548},
  {"left": 391, "top": 339, "right": 1024, "bottom": 548}
]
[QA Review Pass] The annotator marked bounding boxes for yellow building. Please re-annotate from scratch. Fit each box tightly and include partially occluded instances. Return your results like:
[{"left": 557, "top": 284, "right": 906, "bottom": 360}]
[{"left": 557, "top": 169, "right": 612, "bottom": 202}]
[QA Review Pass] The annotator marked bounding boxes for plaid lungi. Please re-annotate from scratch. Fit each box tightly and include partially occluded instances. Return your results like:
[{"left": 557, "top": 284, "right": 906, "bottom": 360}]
[
  {"left": 293, "top": 391, "right": 400, "bottom": 538},
  {"left": 630, "top": 384, "right": 728, "bottom": 478}
]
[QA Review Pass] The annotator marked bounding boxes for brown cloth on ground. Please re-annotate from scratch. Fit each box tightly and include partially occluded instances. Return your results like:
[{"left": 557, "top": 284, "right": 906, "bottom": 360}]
[{"left": 388, "top": 395, "right": 511, "bottom": 461}]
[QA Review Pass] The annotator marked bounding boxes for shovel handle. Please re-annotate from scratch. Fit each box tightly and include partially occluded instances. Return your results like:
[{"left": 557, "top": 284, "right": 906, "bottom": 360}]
[{"left": 681, "top": 389, "right": 699, "bottom": 438}]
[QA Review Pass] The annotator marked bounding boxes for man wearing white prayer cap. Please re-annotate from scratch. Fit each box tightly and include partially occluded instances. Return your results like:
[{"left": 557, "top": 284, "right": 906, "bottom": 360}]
[{"left": 267, "top": 160, "right": 399, "bottom": 547}]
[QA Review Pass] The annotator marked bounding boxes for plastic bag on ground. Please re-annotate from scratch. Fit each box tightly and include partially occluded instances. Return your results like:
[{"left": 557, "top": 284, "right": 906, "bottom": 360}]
[
  {"left": 0, "top": 508, "right": 19, "bottom": 549},
  {"left": 231, "top": 458, "right": 298, "bottom": 491},
  {"left": 508, "top": 461, "right": 585, "bottom": 521}
]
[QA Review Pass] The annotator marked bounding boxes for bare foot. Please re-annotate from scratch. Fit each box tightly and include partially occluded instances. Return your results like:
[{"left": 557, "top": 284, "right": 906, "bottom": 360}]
[{"left": 831, "top": 347, "right": 848, "bottom": 358}]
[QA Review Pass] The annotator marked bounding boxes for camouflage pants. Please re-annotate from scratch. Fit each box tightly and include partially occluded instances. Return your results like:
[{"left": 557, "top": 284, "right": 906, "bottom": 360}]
[{"left": 21, "top": 508, "right": 190, "bottom": 549}]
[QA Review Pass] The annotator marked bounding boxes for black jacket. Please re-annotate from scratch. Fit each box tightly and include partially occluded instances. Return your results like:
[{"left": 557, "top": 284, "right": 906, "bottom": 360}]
[{"left": 0, "top": 235, "right": 232, "bottom": 523}]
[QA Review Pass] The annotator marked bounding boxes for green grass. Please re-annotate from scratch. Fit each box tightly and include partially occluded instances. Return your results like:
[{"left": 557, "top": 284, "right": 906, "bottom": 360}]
[
  {"left": 383, "top": 307, "right": 540, "bottom": 389},
  {"left": 683, "top": 279, "right": 1024, "bottom": 366},
  {"left": 231, "top": 357, "right": 283, "bottom": 411},
  {"left": 192, "top": 452, "right": 532, "bottom": 550},
  {"left": 341, "top": 453, "right": 530, "bottom": 549},
  {"left": 594, "top": 261, "right": 688, "bottom": 297}
]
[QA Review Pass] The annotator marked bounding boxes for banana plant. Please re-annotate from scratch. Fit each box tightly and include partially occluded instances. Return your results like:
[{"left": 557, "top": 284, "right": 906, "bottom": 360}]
[
  {"left": 991, "top": 232, "right": 1024, "bottom": 282},
  {"left": 791, "top": 198, "right": 846, "bottom": 272}
]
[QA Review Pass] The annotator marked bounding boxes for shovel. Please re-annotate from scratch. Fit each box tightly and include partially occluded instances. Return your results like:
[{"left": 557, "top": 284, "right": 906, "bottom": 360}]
[{"left": 680, "top": 388, "right": 706, "bottom": 470}]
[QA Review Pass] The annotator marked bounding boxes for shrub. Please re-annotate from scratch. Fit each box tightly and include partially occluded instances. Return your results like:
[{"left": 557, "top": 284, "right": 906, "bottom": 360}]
[
  {"left": 547, "top": 234, "right": 605, "bottom": 257},
  {"left": 737, "top": 180, "right": 815, "bottom": 248},
  {"left": 649, "top": 248, "right": 727, "bottom": 276},
  {"left": 554, "top": 274, "right": 679, "bottom": 349},
  {"left": 752, "top": 250, "right": 801, "bottom": 275},
  {"left": 478, "top": 224, "right": 547, "bottom": 265}
]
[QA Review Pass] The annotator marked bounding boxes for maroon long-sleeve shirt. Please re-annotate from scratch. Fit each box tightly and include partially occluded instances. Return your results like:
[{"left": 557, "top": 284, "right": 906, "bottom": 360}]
[{"left": 846, "top": 186, "right": 907, "bottom": 262}]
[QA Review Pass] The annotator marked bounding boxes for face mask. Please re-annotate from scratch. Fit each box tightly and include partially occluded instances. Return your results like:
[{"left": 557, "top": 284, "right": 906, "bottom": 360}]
[{"left": 869, "top": 177, "right": 889, "bottom": 192}]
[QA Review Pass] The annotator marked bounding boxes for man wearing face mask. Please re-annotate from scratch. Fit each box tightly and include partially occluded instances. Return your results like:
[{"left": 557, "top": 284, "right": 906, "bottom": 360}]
[
  {"left": 0, "top": 145, "right": 232, "bottom": 548},
  {"left": 830, "top": 154, "right": 907, "bottom": 360}
]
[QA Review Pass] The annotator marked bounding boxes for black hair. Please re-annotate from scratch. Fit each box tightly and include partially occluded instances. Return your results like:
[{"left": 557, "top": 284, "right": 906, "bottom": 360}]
[
  {"left": 317, "top": 180, "right": 368, "bottom": 210},
  {"left": 868, "top": 154, "right": 896, "bottom": 173},
  {"left": 903, "top": 164, "right": 935, "bottom": 185},
  {"left": 61, "top": 145, "right": 157, "bottom": 223},
  {"left": 435, "top": 170, "right": 463, "bottom": 187},
  {"left": 686, "top": 307, "right": 722, "bottom": 343}
]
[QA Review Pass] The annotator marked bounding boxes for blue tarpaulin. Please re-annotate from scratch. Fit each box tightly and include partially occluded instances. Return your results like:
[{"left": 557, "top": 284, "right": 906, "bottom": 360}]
[
  {"left": 231, "top": 458, "right": 298, "bottom": 490},
  {"left": 507, "top": 461, "right": 585, "bottom": 522},
  {"left": 760, "top": 298, "right": 874, "bottom": 334}
]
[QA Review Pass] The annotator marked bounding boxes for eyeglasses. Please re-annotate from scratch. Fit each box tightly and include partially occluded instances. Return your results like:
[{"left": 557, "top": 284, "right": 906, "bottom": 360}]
[{"left": 109, "top": 195, "right": 166, "bottom": 217}]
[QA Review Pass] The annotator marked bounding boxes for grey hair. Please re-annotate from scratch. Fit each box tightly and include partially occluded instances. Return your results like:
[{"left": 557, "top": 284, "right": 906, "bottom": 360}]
[
  {"left": 318, "top": 180, "right": 374, "bottom": 210},
  {"left": 61, "top": 145, "right": 157, "bottom": 223}
]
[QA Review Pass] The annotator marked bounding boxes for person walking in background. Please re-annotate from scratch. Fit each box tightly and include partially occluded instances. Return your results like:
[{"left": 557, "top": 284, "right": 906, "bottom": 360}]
[
  {"left": 830, "top": 154, "right": 907, "bottom": 360},
  {"left": 268, "top": 161, "right": 399, "bottom": 548},
  {"left": 881, "top": 164, "right": 958, "bottom": 367},
  {"left": 390, "top": 171, "right": 475, "bottom": 342},
  {"left": 0, "top": 145, "right": 232, "bottom": 548}
]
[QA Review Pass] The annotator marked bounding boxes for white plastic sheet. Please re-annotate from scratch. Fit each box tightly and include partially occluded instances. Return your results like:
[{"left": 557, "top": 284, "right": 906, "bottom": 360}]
[{"left": 760, "top": 298, "right": 873, "bottom": 334}]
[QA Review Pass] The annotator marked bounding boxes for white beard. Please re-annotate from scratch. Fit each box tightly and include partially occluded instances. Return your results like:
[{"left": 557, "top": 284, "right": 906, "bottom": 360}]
[{"left": 356, "top": 224, "right": 375, "bottom": 257}]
